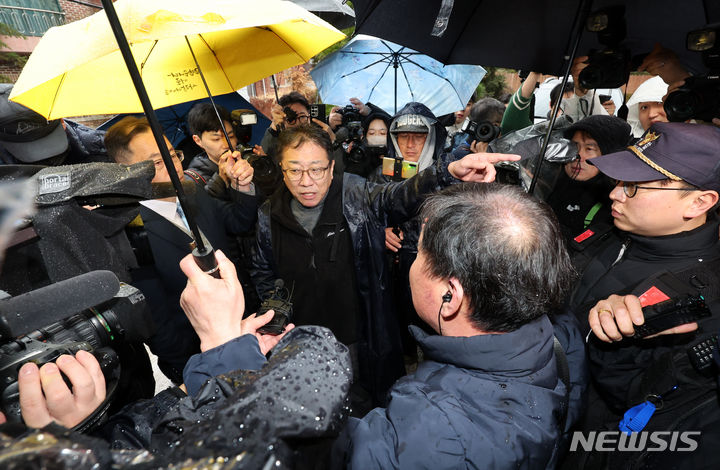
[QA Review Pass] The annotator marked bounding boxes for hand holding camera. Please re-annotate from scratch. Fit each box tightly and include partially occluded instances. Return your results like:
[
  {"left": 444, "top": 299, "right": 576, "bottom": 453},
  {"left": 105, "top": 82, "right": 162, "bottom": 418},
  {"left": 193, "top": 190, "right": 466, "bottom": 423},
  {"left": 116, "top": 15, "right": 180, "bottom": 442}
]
[{"left": 0, "top": 350, "right": 107, "bottom": 429}]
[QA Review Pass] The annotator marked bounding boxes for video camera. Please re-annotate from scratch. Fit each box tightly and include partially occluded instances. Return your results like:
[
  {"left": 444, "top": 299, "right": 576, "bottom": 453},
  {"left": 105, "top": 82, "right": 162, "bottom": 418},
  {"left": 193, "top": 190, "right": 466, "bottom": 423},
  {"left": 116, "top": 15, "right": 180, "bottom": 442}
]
[
  {"left": 460, "top": 118, "right": 501, "bottom": 143},
  {"left": 579, "top": 6, "right": 632, "bottom": 90},
  {"left": 665, "top": 26, "right": 720, "bottom": 122},
  {"left": 0, "top": 271, "right": 155, "bottom": 429}
]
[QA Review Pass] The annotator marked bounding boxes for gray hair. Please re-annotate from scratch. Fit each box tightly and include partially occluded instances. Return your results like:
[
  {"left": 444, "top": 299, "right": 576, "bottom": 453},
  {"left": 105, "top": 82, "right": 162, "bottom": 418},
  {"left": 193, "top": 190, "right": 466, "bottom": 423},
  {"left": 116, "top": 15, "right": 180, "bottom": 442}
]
[{"left": 419, "top": 183, "right": 574, "bottom": 332}]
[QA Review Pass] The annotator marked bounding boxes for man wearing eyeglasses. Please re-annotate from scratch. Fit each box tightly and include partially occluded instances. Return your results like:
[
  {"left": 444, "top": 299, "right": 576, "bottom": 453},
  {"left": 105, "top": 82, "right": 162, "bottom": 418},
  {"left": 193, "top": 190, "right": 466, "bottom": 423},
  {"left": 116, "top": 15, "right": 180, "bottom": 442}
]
[
  {"left": 104, "top": 116, "right": 258, "bottom": 384},
  {"left": 251, "top": 123, "right": 518, "bottom": 413},
  {"left": 563, "top": 122, "right": 720, "bottom": 470}
]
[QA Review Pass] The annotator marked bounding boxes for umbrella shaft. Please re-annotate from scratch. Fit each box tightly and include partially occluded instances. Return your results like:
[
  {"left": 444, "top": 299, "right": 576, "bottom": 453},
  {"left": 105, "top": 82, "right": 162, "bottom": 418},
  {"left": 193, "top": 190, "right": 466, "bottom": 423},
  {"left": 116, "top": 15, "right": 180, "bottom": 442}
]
[
  {"left": 184, "top": 37, "right": 233, "bottom": 150},
  {"left": 528, "top": 0, "right": 590, "bottom": 195},
  {"left": 100, "top": 0, "right": 207, "bottom": 252}
]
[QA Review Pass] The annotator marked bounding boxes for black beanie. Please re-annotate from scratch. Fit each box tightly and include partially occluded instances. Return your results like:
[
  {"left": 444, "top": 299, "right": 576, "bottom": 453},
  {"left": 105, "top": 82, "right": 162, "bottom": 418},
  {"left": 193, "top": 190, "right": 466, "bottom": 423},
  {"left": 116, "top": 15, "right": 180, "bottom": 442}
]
[
  {"left": 562, "top": 115, "right": 632, "bottom": 155},
  {"left": 362, "top": 109, "right": 392, "bottom": 135}
]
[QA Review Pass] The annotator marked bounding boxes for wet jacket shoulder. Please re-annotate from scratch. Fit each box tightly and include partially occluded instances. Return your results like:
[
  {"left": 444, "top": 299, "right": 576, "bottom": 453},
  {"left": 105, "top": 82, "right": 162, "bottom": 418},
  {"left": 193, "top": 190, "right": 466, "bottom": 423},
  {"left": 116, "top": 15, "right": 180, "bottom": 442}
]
[
  {"left": 93, "top": 327, "right": 350, "bottom": 469},
  {"left": 334, "top": 316, "right": 566, "bottom": 469},
  {"left": 183, "top": 334, "right": 267, "bottom": 396}
]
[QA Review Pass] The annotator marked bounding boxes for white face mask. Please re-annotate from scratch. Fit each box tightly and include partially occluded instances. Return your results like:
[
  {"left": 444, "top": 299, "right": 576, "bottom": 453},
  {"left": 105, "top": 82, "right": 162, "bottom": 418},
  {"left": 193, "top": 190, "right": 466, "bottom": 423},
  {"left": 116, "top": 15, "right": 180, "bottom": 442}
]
[{"left": 366, "top": 134, "right": 387, "bottom": 146}]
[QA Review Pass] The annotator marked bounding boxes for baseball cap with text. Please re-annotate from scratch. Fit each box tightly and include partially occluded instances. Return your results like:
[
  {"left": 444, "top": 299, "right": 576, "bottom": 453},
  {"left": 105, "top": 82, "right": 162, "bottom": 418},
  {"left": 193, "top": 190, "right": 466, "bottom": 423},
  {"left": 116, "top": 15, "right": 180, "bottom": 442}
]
[{"left": 589, "top": 122, "right": 720, "bottom": 192}]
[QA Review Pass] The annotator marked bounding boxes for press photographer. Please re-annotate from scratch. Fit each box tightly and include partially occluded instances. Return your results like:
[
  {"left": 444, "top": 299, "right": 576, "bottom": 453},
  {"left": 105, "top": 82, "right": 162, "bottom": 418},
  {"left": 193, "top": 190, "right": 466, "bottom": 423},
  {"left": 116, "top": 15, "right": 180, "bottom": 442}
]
[
  {"left": 334, "top": 102, "right": 391, "bottom": 177},
  {"left": 260, "top": 91, "right": 335, "bottom": 165},
  {"left": 0, "top": 162, "right": 161, "bottom": 430}
]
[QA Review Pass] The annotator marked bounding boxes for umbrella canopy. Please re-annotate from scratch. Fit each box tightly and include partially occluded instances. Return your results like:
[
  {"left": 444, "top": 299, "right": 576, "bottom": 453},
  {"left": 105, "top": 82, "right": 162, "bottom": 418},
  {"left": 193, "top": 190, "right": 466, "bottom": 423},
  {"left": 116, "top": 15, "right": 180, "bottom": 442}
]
[
  {"left": 97, "top": 91, "right": 271, "bottom": 148},
  {"left": 9, "top": 0, "right": 345, "bottom": 119},
  {"left": 290, "top": 0, "right": 356, "bottom": 30},
  {"left": 310, "top": 34, "right": 485, "bottom": 116},
  {"left": 352, "top": 0, "right": 717, "bottom": 75}
]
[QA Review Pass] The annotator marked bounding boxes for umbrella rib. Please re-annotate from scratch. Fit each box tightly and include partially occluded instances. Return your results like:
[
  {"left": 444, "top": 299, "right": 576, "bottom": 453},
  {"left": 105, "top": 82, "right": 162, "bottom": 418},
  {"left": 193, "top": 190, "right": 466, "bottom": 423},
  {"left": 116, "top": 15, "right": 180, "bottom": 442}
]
[
  {"left": 396, "top": 59, "right": 416, "bottom": 102},
  {"left": 379, "top": 39, "right": 399, "bottom": 54},
  {"left": 262, "top": 26, "right": 306, "bottom": 67},
  {"left": 365, "top": 58, "right": 396, "bottom": 103},
  {"left": 50, "top": 72, "right": 66, "bottom": 119},
  {"left": 400, "top": 55, "right": 466, "bottom": 104},
  {"left": 197, "top": 34, "right": 234, "bottom": 91},
  {"left": 140, "top": 40, "right": 159, "bottom": 74},
  {"left": 339, "top": 56, "right": 391, "bottom": 78}
]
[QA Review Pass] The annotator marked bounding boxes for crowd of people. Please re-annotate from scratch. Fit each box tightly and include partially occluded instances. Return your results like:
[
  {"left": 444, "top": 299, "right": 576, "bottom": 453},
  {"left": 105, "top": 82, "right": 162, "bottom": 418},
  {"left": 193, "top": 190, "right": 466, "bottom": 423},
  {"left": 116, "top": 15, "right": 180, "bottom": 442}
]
[{"left": 0, "top": 38, "right": 719, "bottom": 470}]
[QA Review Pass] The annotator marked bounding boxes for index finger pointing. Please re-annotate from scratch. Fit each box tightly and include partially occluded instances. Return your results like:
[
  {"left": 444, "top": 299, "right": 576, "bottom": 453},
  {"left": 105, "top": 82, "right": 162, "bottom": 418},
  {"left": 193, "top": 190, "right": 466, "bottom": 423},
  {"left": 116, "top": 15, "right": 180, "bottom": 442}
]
[{"left": 485, "top": 153, "right": 521, "bottom": 164}]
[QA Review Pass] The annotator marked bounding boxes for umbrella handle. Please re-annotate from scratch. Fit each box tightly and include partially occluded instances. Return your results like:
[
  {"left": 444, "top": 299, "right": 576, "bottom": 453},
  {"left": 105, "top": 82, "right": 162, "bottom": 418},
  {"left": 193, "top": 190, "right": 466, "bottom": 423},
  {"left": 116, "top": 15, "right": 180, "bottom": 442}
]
[{"left": 193, "top": 244, "right": 221, "bottom": 279}]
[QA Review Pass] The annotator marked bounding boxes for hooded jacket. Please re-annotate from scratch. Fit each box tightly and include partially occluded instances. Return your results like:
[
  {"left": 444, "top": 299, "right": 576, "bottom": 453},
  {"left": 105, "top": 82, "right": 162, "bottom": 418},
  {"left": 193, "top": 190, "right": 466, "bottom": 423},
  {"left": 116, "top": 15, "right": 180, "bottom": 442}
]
[
  {"left": 333, "top": 316, "right": 567, "bottom": 469},
  {"left": 370, "top": 102, "right": 447, "bottom": 251},
  {"left": 387, "top": 102, "right": 447, "bottom": 172}
]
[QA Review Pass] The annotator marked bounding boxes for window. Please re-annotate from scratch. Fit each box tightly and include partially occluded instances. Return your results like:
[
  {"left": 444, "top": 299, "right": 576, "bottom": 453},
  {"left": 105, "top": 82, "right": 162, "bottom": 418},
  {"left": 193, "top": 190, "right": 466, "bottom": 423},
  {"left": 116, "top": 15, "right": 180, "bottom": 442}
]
[{"left": 0, "top": 1, "right": 65, "bottom": 37}]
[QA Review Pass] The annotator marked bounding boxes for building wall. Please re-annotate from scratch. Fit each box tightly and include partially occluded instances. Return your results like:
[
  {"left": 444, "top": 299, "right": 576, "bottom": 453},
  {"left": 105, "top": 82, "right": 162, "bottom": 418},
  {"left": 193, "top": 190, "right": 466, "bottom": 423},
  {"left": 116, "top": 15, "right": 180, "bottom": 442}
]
[
  {"left": 58, "top": 0, "right": 100, "bottom": 24},
  {"left": 0, "top": 0, "right": 102, "bottom": 82}
]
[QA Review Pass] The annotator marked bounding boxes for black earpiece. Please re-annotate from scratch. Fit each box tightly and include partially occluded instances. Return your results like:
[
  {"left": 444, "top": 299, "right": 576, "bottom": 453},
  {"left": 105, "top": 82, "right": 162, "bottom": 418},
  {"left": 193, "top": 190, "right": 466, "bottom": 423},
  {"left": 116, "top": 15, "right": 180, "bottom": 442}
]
[{"left": 442, "top": 292, "right": 452, "bottom": 303}]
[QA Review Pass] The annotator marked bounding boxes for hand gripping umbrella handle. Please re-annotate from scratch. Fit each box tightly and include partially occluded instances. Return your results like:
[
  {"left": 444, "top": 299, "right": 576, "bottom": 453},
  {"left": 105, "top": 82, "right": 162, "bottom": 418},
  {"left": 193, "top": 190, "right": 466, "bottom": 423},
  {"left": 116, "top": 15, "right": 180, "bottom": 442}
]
[{"left": 192, "top": 244, "right": 221, "bottom": 279}]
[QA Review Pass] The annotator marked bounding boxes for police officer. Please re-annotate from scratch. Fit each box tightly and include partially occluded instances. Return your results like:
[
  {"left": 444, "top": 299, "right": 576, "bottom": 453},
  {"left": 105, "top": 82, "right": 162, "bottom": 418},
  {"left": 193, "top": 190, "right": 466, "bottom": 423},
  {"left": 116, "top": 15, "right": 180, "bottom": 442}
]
[{"left": 565, "top": 122, "right": 720, "bottom": 469}]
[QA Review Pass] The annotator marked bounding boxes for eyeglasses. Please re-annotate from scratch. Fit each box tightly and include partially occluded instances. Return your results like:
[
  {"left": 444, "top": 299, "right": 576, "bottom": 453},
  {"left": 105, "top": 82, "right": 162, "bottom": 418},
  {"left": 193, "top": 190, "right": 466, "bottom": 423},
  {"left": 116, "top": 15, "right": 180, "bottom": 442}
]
[
  {"left": 396, "top": 133, "right": 427, "bottom": 144},
  {"left": 151, "top": 150, "right": 184, "bottom": 169},
  {"left": 282, "top": 164, "right": 330, "bottom": 181},
  {"left": 285, "top": 114, "right": 311, "bottom": 125},
  {"left": 615, "top": 180, "right": 702, "bottom": 198}
]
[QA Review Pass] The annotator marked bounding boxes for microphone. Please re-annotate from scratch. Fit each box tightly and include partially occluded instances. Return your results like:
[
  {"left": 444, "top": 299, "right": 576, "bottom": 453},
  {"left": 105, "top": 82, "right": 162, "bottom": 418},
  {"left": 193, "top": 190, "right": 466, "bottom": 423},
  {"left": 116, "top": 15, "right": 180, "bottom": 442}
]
[{"left": 0, "top": 270, "right": 120, "bottom": 340}]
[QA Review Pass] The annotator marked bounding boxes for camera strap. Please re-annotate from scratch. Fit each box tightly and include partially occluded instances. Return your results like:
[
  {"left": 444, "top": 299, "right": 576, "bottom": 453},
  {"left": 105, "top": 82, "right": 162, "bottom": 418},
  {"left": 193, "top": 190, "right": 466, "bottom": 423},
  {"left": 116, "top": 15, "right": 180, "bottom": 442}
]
[{"left": 184, "top": 168, "right": 207, "bottom": 185}]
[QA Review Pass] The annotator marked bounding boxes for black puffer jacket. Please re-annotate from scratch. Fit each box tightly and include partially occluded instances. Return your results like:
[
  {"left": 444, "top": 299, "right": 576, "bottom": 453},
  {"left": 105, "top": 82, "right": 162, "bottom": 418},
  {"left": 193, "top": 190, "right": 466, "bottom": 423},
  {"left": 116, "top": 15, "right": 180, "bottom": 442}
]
[{"left": 251, "top": 160, "right": 456, "bottom": 404}]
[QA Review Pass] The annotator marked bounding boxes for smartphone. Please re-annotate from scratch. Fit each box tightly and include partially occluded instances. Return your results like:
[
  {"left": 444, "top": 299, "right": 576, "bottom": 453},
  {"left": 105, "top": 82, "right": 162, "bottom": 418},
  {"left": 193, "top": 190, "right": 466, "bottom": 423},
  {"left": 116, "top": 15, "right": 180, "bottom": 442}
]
[
  {"left": 382, "top": 157, "right": 418, "bottom": 179},
  {"left": 309, "top": 104, "right": 326, "bottom": 123}
]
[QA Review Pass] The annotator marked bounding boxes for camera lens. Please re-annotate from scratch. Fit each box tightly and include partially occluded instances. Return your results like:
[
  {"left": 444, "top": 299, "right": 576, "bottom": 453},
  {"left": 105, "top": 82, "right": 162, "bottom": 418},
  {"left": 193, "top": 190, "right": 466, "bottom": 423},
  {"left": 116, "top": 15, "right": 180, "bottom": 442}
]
[{"left": 664, "top": 89, "right": 702, "bottom": 122}]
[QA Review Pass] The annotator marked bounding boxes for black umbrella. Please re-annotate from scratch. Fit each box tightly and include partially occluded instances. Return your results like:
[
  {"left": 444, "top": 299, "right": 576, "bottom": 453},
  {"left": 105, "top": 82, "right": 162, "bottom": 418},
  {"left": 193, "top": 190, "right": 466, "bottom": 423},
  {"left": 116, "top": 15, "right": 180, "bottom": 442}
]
[
  {"left": 353, "top": 0, "right": 720, "bottom": 194},
  {"left": 353, "top": 0, "right": 719, "bottom": 76}
]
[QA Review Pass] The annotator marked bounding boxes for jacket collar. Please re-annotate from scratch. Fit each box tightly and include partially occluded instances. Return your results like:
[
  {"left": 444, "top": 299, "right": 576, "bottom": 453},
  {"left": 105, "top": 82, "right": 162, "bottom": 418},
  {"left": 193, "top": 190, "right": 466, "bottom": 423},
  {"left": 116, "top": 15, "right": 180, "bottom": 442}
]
[
  {"left": 626, "top": 216, "right": 720, "bottom": 262},
  {"left": 410, "top": 315, "right": 554, "bottom": 377}
]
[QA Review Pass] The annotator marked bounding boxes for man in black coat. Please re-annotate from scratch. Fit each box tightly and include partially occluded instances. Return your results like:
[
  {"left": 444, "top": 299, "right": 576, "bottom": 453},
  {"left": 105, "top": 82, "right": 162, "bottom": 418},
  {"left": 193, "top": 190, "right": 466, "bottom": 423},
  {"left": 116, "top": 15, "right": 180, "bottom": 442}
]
[
  {"left": 250, "top": 124, "right": 518, "bottom": 409},
  {"left": 564, "top": 122, "right": 720, "bottom": 469},
  {"left": 104, "top": 116, "right": 257, "bottom": 383}
]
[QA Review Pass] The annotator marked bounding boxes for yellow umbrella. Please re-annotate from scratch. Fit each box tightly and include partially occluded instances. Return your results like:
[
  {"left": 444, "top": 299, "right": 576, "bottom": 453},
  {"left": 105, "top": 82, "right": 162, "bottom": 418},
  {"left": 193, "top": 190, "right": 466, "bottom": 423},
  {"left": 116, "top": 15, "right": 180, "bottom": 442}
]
[{"left": 9, "top": 0, "right": 345, "bottom": 119}]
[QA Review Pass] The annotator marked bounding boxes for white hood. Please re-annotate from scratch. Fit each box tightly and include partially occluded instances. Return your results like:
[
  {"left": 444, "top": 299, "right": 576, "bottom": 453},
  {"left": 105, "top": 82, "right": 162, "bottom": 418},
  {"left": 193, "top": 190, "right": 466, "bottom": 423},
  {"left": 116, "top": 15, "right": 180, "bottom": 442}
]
[{"left": 626, "top": 76, "right": 668, "bottom": 138}]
